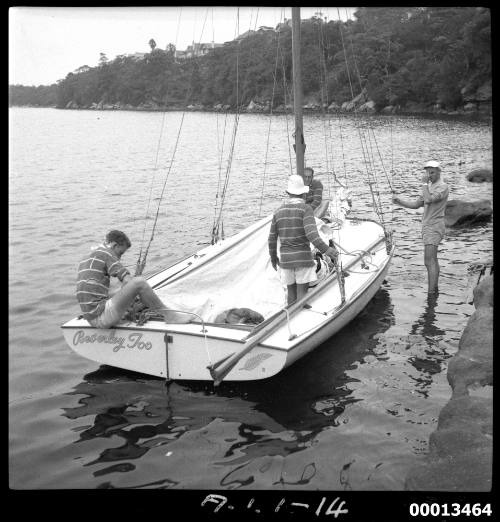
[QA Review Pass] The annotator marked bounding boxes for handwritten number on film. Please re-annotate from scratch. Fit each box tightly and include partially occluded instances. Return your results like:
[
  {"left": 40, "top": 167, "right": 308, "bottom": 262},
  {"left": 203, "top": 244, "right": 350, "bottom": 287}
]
[{"left": 201, "top": 494, "right": 348, "bottom": 516}]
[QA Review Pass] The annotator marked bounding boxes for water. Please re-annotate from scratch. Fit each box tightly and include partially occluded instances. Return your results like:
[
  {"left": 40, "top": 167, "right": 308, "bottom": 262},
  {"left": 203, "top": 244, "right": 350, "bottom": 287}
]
[{"left": 9, "top": 107, "right": 492, "bottom": 490}]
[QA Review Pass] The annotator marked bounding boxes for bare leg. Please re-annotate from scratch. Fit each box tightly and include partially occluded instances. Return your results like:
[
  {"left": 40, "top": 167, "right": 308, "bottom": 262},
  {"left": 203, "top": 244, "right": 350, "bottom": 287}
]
[
  {"left": 111, "top": 277, "right": 190, "bottom": 323},
  {"left": 424, "top": 245, "right": 439, "bottom": 294},
  {"left": 287, "top": 284, "right": 297, "bottom": 305},
  {"left": 296, "top": 283, "right": 309, "bottom": 302}
]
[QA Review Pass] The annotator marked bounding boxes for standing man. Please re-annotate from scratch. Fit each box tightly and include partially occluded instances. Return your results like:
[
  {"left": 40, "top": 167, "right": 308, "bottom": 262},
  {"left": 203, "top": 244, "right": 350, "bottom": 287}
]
[
  {"left": 269, "top": 175, "right": 338, "bottom": 305},
  {"left": 392, "top": 160, "right": 449, "bottom": 294},
  {"left": 302, "top": 167, "right": 323, "bottom": 212},
  {"left": 76, "top": 229, "right": 190, "bottom": 328}
]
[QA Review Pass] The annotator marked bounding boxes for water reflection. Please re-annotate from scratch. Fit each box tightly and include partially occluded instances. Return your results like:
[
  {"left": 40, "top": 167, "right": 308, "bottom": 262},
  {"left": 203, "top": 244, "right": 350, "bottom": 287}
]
[
  {"left": 62, "top": 288, "right": 394, "bottom": 487},
  {"left": 407, "top": 293, "right": 449, "bottom": 398}
]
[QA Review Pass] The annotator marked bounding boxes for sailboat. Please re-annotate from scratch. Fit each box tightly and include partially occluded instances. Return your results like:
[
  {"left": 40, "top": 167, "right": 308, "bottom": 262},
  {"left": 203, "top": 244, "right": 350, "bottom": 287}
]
[{"left": 61, "top": 8, "right": 394, "bottom": 385}]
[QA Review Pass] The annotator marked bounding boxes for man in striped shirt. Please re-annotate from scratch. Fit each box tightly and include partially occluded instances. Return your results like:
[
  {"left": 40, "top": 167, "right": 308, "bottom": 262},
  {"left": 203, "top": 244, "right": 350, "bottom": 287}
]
[
  {"left": 77, "top": 230, "right": 190, "bottom": 328},
  {"left": 303, "top": 167, "right": 323, "bottom": 211},
  {"left": 269, "top": 175, "right": 338, "bottom": 305}
]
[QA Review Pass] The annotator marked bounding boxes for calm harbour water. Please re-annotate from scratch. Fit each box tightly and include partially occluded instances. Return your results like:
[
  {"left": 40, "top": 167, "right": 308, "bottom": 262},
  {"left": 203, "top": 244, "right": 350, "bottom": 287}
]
[{"left": 9, "top": 107, "right": 492, "bottom": 491}]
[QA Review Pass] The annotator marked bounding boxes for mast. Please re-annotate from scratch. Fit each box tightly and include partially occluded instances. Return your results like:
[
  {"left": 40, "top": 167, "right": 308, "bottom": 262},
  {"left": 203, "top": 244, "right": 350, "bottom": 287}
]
[{"left": 291, "top": 7, "right": 305, "bottom": 177}]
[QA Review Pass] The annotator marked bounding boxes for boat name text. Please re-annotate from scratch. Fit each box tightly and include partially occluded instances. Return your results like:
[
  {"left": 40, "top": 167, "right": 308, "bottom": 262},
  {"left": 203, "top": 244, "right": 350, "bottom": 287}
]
[{"left": 72, "top": 330, "right": 152, "bottom": 351}]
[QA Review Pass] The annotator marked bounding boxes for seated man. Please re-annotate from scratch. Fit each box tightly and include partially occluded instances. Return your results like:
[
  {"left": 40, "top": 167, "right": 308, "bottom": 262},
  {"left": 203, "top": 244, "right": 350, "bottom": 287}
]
[{"left": 76, "top": 229, "right": 190, "bottom": 328}]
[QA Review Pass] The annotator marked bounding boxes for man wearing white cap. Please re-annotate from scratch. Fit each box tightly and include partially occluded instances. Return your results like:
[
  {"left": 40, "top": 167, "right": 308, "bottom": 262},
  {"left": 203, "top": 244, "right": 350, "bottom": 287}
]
[
  {"left": 392, "top": 160, "right": 449, "bottom": 294},
  {"left": 268, "top": 175, "right": 339, "bottom": 305}
]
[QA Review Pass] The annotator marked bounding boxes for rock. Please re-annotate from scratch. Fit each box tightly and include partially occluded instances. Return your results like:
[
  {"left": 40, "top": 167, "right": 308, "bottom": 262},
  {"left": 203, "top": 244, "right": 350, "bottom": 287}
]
[
  {"left": 341, "top": 100, "right": 355, "bottom": 112},
  {"left": 247, "top": 100, "right": 266, "bottom": 112},
  {"left": 467, "top": 168, "right": 492, "bottom": 182},
  {"left": 473, "top": 274, "right": 493, "bottom": 308},
  {"left": 357, "top": 101, "right": 376, "bottom": 112},
  {"left": 437, "top": 395, "right": 492, "bottom": 434},
  {"left": 447, "top": 306, "right": 492, "bottom": 395},
  {"left": 381, "top": 105, "right": 396, "bottom": 114},
  {"left": 444, "top": 199, "right": 492, "bottom": 227},
  {"left": 405, "top": 447, "right": 492, "bottom": 491},
  {"left": 464, "top": 102, "right": 477, "bottom": 112},
  {"left": 429, "top": 427, "right": 490, "bottom": 459},
  {"left": 476, "top": 80, "right": 492, "bottom": 102},
  {"left": 327, "top": 101, "right": 340, "bottom": 111}
]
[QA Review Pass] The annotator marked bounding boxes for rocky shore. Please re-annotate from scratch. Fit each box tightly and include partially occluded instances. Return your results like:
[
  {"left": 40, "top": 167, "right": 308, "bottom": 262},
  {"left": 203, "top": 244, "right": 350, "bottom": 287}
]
[
  {"left": 59, "top": 81, "right": 492, "bottom": 118},
  {"left": 405, "top": 271, "right": 493, "bottom": 491}
]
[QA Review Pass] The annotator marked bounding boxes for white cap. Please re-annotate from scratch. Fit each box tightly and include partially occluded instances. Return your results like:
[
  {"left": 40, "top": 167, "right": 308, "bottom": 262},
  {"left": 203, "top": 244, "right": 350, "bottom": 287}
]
[
  {"left": 424, "top": 160, "right": 440, "bottom": 169},
  {"left": 287, "top": 174, "right": 309, "bottom": 195}
]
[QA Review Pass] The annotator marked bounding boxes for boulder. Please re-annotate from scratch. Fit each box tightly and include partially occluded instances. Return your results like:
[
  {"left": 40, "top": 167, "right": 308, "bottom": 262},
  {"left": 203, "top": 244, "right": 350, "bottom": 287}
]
[
  {"left": 327, "top": 101, "right": 341, "bottom": 111},
  {"left": 341, "top": 100, "right": 355, "bottom": 112},
  {"left": 381, "top": 105, "right": 396, "bottom": 114},
  {"left": 476, "top": 80, "right": 492, "bottom": 102},
  {"left": 473, "top": 273, "right": 493, "bottom": 308},
  {"left": 467, "top": 168, "right": 492, "bottom": 182},
  {"left": 246, "top": 100, "right": 258, "bottom": 111},
  {"left": 358, "top": 100, "right": 376, "bottom": 113},
  {"left": 444, "top": 199, "right": 492, "bottom": 227},
  {"left": 447, "top": 307, "right": 493, "bottom": 394},
  {"left": 464, "top": 102, "right": 477, "bottom": 112}
]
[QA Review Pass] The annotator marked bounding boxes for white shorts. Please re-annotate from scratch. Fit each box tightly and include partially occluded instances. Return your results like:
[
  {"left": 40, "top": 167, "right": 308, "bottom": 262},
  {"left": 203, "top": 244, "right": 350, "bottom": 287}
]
[
  {"left": 88, "top": 299, "right": 122, "bottom": 329},
  {"left": 280, "top": 265, "right": 317, "bottom": 286}
]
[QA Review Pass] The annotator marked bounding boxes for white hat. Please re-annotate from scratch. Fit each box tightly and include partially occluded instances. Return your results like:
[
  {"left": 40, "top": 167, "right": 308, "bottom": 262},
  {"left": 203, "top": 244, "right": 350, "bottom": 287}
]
[
  {"left": 287, "top": 174, "right": 309, "bottom": 195},
  {"left": 424, "top": 160, "right": 440, "bottom": 169}
]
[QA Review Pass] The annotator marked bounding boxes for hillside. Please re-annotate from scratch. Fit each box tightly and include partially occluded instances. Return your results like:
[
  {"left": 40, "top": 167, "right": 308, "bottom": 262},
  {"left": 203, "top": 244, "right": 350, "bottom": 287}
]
[{"left": 9, "top": 7, "right": 491, "bottom": 115}]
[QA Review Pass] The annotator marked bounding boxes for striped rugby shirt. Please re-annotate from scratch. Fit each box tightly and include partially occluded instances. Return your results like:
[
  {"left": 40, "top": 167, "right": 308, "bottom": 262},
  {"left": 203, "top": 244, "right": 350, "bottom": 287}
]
[
  {"left": 76, "top": 244, "right": 130, "bottom": 320},
  {"left": 305, "top": 178, "right": 323, "bottom": 210},
  {"left": 268, "top": 198, "right": 330, "bottom": 269}
]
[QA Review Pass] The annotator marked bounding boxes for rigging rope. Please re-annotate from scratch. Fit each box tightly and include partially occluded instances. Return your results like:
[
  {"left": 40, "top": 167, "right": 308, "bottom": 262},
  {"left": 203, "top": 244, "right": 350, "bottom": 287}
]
[
  {"left": 136, "top": 8, "right": 184, "bottom": 275},
  {"left": 210, "top": 8, "right": 242, "bottom": 244},
  {"left": 335, "top": 8, "right": 392, "bottom": 240},
  {"left": 258, "top": 9, "right": 285, "bottom": 217},
  {"left": 136, "top": 7, "right": 211, "bottom": 275}
]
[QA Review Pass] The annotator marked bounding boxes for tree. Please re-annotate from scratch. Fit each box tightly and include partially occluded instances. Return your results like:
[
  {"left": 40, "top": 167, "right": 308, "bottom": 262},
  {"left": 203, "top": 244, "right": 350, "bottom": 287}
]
[{"left": 149, "top": 39, "right": 157, "bottom": 51}]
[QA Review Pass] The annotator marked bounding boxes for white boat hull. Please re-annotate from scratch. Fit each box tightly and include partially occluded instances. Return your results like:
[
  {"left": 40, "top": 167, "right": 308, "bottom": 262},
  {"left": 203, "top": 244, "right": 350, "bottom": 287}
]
[{"left": 62, "top": 218, "right": 393, "bottom": 382}]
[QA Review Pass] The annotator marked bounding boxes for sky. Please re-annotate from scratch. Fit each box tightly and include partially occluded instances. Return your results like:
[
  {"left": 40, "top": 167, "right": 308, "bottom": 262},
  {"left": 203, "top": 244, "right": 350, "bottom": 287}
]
[{"left": 9, "top": 6, "right": 356, "bottom": 87}]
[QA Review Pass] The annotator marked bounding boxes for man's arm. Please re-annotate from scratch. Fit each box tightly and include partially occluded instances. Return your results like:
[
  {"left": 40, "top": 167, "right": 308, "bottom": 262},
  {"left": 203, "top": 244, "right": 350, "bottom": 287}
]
[
  {"left": 308, "top": 180, "right": 323, "bottom": 210},
  {"left": 303, "top": 207, "right": 337, "bottom": 259},
  {"left": 268, "top": 215, "right": 279, "bottom": 270},
  {"left": 107, "top": 253, "right": 130, "bottom": 282},
  {"left": 392, "top": 193, "right": 424, "bottom": 209},
  {"left": 422, "top": 185, "right": 449, "bottom": 204}
]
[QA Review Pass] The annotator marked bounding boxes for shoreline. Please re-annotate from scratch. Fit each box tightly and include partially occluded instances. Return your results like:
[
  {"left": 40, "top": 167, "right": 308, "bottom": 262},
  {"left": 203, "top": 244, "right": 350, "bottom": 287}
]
[{"left": 9, "top": 104, "right": 492, "bottom": 121}]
